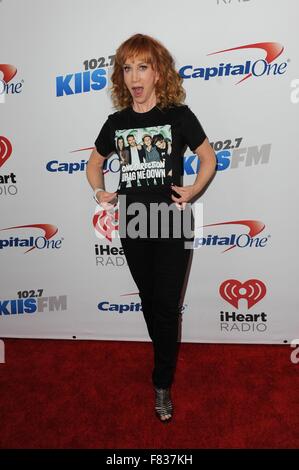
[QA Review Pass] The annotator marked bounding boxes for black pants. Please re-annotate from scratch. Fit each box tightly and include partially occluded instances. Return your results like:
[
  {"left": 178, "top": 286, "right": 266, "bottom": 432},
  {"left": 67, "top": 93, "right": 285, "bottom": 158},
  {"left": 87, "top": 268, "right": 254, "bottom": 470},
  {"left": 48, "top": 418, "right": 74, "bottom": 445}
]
[{"left": 120, "top": 238, "right": 192, "bottom": 388}]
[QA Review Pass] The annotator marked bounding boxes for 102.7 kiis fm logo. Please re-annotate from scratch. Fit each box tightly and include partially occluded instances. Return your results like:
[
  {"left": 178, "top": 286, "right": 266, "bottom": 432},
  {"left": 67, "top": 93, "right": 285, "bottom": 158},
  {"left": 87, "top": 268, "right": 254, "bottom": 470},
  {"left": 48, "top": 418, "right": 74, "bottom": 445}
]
[
  {"left": 56, "top": 55, "right": 115, "bottom": 97},
  {"left": 184, "top": 136, "right": 271, "bottom": 175},
  {"left": 0, "top": 288, "right": 67, "bottom": 316}
]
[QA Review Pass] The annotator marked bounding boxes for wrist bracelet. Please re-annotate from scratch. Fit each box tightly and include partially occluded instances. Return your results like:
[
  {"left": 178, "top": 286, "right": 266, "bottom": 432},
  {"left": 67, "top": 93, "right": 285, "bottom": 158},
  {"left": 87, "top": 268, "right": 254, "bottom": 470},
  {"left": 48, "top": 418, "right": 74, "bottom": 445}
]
[{"left": 93, "top": 187, "right": 105, "bottom": 204}]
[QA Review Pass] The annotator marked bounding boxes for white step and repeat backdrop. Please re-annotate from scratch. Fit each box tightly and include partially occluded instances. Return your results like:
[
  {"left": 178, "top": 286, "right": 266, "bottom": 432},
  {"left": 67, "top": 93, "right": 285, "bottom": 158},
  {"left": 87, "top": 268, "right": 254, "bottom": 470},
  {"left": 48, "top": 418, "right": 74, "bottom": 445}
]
[{"left": 1, "top": 0, "right": 298, "bottom": 343}]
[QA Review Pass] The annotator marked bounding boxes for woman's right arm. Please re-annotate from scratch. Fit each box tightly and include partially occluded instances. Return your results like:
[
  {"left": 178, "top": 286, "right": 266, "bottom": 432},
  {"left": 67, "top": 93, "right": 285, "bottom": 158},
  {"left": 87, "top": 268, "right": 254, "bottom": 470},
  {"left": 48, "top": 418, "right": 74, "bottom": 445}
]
[{"left": 86, "top": 147, "right": 117, "bottom": 204}]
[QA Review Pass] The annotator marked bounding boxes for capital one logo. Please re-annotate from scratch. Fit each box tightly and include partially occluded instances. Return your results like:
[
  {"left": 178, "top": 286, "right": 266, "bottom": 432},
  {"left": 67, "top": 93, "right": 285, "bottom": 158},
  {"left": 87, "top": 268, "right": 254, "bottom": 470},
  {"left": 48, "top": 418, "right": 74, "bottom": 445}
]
[
  {"left": 208, "top": 42, "right": 285, "bottom": 84},
  {"left": 93, "top": 204, "right": 119, "bottom": 242},
  {"left": 0, "top": 136, "right": 12, "bottom": 168},
  {"left": 180, "top": 42, "right": 287, "bottom": 84},
  {"left": 0, "top": 224, "right": 61, "bottom": 253},
  {"left": 219, "top": 279, "right": 266, "bottom": 309}
]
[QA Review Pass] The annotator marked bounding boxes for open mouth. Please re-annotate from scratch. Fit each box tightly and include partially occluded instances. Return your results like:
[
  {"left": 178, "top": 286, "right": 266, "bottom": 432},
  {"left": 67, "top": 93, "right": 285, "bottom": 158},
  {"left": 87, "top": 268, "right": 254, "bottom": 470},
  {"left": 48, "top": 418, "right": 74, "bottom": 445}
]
[{"left": 132, "top": 87, "right": 143, "bottom": 97}]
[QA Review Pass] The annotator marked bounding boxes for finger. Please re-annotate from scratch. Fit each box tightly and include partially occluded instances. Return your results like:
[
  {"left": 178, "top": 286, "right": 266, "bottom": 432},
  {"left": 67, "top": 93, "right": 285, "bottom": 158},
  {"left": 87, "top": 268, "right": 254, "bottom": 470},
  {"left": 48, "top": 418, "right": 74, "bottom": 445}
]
[
  {"left": 101, "top": 202, "right": 110, "bottom": 209},
  {"left": 173, "top": 187, "right": 188, "bottom": 195},
  {"left": 171, "top": 189, "right": 184, "bottom": 198},
  {"left": 172, "top": 188, "right": 187, "bottom": 197},
  {"left": 102, "top": 201, "right": 116, "bottom": 211},
  {"left": 174, "top": 202, "right": 186, "bottom": 210},
  {"left": 103, "top": 194, "right": 116, "bottom": 202},
  {"left": 171, "top": 194, "right": 184, "bottom": 203},
  {"left": 105, "top": 200, "right": 117, "bottom": 208}
]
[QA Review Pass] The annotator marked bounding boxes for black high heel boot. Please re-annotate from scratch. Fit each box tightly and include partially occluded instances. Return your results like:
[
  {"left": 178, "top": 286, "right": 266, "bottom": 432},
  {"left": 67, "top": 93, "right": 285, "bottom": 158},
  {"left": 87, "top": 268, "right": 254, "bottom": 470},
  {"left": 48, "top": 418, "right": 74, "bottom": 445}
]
[{"left": 154, "top": 387, "right": 173, "bottom": 423}]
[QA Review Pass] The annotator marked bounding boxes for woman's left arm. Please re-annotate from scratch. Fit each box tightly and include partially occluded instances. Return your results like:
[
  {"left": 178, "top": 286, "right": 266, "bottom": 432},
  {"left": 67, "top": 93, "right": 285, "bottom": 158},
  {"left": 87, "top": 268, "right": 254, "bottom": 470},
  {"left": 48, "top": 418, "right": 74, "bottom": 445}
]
[{"left": 171, "top": 138, "right": 217, "bottom": 205}]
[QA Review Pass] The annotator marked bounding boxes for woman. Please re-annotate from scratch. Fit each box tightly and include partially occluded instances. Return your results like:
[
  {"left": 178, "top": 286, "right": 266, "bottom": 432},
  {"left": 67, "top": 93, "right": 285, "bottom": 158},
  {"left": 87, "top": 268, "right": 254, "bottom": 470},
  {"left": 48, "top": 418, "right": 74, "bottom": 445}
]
[
  {"left": 116, "top": 136, "right": 130, "bottom": 166},
  {"left": 86, "top": 33, "right": 216, "bottom": 423}
]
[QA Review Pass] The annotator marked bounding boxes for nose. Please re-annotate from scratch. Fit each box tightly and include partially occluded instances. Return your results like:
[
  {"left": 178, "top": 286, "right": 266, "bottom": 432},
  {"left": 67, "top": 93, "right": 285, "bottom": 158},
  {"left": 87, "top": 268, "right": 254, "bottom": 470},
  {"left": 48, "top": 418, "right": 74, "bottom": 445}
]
[{"left": 132, "top": 66, "right": 139, "bottom": 82}]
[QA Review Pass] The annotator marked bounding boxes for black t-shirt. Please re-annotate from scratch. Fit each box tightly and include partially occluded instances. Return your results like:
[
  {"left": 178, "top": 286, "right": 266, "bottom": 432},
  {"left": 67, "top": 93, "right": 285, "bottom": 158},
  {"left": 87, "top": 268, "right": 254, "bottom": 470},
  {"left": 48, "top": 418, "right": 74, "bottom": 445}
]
[{"left": 94, "top": 104, "right": 207, "bottom": 241}]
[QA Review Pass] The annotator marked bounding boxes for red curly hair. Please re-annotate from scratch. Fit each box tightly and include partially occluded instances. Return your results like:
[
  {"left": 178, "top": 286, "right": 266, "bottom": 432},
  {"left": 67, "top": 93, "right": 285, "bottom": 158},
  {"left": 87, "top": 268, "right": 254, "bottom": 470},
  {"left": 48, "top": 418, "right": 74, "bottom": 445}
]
[{"left": 111, "top": 33, "right": 186, "bottom": 110}]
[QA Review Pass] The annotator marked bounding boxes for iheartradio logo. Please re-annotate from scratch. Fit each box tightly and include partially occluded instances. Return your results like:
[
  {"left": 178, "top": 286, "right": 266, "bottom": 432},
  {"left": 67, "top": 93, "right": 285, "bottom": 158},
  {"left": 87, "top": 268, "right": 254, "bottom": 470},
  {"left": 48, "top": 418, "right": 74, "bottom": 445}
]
[
  {"left": 0, "top": 136, "right": 12, "bottom": 168},
  {"left": 93, "top": 203, "right": 119, "bottom": 242},
  {"left": 219, "top": 279, "right": 266, "bottom": 309}
]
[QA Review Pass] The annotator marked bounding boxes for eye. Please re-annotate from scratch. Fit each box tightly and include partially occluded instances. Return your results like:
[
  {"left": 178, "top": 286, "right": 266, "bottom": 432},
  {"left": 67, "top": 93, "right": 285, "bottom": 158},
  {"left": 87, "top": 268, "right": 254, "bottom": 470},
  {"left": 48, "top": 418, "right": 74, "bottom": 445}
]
[
  {"left": 123, "top": 65, "right": 131, "bottom": 72},
  {"left": 139, "top": 65, "right": 148, "bottom": 71}
]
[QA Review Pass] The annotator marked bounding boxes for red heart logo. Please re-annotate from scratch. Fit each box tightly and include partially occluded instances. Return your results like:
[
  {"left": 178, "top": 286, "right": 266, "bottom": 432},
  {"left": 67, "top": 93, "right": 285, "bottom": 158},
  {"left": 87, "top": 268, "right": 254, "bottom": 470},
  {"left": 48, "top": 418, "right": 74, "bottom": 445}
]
[
  {"left": 0, "top": 64, "right": 17, "bottom": 83},
  {"left": 219, "top": 279, "right": 266, "bottom": 309},
  {"left": 0, "top": 136, "right": 12, "bottom": 168},
  {"left": 93, "top": 204, "right": 119, "bottom": 242}
]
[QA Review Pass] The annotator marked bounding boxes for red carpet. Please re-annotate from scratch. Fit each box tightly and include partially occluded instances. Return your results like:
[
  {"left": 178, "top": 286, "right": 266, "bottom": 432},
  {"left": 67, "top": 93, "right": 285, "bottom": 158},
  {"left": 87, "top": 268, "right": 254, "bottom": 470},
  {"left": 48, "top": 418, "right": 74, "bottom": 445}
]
[{"left": 1, "top": 339, "right": 299, "bottom": 449}]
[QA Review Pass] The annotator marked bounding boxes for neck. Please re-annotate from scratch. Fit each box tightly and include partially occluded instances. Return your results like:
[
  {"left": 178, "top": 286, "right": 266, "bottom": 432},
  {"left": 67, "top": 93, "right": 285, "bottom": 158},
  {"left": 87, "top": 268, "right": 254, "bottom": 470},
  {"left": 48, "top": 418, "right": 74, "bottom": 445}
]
[{"left": 132, "top": 94, "right": 157, "bottom": 113}]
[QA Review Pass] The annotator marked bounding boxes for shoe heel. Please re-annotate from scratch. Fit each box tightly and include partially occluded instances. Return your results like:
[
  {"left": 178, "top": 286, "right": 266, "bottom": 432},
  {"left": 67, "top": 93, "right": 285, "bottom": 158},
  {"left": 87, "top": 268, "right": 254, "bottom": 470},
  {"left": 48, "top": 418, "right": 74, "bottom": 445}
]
[{"left": 154, "top": 387, "right": 173, "bottom": 423}]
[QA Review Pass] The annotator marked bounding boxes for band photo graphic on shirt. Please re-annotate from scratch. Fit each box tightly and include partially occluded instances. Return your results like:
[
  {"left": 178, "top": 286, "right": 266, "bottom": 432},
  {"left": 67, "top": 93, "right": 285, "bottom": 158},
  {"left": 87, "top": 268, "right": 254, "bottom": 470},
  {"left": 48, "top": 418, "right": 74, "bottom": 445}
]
[{"left": 115, "top": 125, "right": 172, "bottom": 190}]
